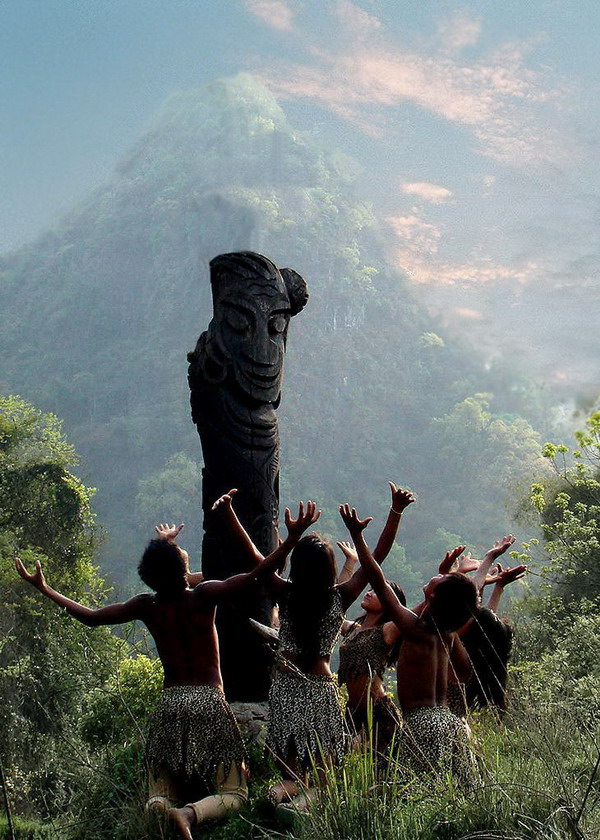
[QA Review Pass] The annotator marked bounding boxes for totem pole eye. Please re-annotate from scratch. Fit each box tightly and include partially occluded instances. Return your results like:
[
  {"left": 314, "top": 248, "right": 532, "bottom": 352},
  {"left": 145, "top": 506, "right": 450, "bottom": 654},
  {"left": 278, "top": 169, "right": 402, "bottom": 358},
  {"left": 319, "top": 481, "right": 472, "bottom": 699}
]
[
  {"left": 223, "top": 304, "right": 252, "bottom": 333},
  {"left": 268, "top": 313, "right": 288, "bottom": 335}
]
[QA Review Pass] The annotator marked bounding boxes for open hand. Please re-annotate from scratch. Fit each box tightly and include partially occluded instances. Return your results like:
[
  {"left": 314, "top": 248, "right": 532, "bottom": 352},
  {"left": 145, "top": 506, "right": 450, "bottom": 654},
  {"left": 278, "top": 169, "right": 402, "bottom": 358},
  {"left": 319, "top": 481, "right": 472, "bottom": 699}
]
[
  {"left": 486, "top": 535, "right": 516, "bottom": 560},
  {"left": 211, "top": 488, "right": 238, "bottom": 514},
  {"left": 389, "top": 482, "right": 416, "bottom": 513},
  {"left": 155, "top": 522, "right": 184, "bottom": 542},
  {"left": 339, "top": 504, "right": 373, "bottom": 535},
  {"left": 456, "top": 551, "right": 480, "bottom": 574},
  {"left": 284, "top": 500, "right": 321, "bottom": 540},
  {"left": 15, "top": 557, "right": 47, "bottom": 591},
  {"left": 494, "top": 562, "right": 527, "bottom": 587},
  {"left": 438, "top": 545, "right": 466, "bottom": 575},
  {"left": 336, "top": 541, "right": 358, "bottom": 563}
]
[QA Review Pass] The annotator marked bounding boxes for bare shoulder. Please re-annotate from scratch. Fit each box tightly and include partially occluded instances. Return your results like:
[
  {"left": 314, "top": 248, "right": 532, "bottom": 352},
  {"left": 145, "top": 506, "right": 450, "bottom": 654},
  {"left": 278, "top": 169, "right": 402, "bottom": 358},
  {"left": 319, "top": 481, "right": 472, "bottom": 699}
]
[{"left": 128, "top": 592, "right": 154, "bottom": 613}]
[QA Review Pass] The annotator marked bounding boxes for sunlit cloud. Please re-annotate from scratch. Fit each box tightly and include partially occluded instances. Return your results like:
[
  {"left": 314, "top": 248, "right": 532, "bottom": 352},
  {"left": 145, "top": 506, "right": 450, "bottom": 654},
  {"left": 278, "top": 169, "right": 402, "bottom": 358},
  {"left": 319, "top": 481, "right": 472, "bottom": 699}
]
[
  {"left": 256, "top": 3, "right": 570, "bottom": 167},
  {"left": 401, "top": 182, "right": 453, "bottom": 204},
  {"left": 453, "top": 307, "right": 483, "bottom": 320},
  {"left": 243, "top": 0, "right": 295, "bottom": 31},
  {"left": 386, "top": 215, "right": 441, "bottom": 255},
  {"left": 393, "top": 248, "right": 539, "bottom": 287},
  {"left": 386, "top": 213, "right": 540, "bottom": 285}
]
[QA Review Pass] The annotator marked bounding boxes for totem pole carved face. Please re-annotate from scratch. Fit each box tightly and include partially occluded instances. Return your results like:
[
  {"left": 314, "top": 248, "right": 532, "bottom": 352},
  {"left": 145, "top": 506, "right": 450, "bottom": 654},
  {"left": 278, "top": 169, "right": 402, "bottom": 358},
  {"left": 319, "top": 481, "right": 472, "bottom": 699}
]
[{"left": 208, "top": 252, "right": 308, "bottom": 404}]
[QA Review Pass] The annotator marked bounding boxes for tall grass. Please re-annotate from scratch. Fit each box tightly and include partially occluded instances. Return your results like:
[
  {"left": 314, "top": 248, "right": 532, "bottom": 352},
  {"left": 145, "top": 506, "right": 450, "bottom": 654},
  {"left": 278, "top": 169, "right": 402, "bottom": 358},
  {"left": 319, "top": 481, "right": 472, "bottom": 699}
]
[
  {"left": 293, "top": 699, "right": 600, "bottom": 840},
  {"left": 3, "top": 690, "right": 598, "bottom": 840}
]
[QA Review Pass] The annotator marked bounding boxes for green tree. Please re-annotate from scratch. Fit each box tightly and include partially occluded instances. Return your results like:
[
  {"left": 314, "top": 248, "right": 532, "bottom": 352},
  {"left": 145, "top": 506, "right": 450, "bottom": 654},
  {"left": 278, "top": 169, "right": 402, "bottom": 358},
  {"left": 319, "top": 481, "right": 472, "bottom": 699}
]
[
  {"left": 0, "top": 396, "right": 121, "bottom": 817},
  {"left": 525, "top": 410, "right": 600, "bottom": 603}
]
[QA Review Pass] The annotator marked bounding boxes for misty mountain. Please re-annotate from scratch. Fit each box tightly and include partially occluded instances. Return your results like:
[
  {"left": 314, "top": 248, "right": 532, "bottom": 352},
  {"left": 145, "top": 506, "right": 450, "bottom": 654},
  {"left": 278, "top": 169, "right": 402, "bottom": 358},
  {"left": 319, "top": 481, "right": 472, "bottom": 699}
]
[{"left": 0, "top": 74, "right": 547, "bottom": 592}]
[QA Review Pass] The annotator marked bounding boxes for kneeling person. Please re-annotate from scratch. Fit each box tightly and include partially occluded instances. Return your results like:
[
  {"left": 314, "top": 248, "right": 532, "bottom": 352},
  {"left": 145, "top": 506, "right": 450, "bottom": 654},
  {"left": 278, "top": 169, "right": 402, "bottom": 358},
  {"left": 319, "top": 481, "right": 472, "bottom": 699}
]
[{"left": 16, "top": 497, "right": 318, "bottom": 838}]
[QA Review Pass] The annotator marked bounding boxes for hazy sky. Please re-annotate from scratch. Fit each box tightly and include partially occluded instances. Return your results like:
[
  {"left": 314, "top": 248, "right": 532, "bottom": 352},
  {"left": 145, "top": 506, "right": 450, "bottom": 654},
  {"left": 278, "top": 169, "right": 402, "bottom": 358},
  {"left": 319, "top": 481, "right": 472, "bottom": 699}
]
[{"left": 2, "top": 0, "right": 600, "bottom": 366}]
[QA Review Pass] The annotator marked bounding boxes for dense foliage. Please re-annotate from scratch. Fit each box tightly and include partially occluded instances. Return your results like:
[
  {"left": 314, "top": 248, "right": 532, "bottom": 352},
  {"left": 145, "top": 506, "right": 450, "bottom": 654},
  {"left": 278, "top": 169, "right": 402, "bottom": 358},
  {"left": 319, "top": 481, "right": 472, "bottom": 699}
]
[{"left": 0, "top": 397, "right": 122, "bottom": 819}]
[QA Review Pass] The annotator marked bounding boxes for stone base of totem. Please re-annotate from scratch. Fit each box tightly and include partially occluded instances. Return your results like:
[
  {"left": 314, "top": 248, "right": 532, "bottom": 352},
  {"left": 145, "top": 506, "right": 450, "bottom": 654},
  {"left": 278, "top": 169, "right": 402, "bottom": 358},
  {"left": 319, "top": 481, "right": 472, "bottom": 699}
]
[{"left": 230, "top": 701, "right": 269, "bottom": 746}]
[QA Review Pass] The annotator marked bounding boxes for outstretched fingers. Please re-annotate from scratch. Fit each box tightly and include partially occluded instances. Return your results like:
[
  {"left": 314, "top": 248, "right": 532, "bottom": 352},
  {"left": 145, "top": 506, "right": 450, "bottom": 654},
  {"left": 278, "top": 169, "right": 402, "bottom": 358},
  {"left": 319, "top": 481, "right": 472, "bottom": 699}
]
[
  {"left": 15, "top": 557, "right": 45, "bottom": 588},
  {"left": 492, "top": 535, "right": 516, "bottom": 557},
  {"left": 339, "top": 503, "right": 372, "bottom": 533},
  {"left": 336, "top": 540, "right": 357, "bottom": 561},
  {"left": 285, "top": 500, "right": 321, "bottom": 537},
  {"left": 439, "top": 545, "right": 466, "bottom": 574},
  {"left": 389, "top": 482, "right": 416, "bottom": 512},
  {"left": 154, "top": 522, "right": 185, "bottom": 541}
]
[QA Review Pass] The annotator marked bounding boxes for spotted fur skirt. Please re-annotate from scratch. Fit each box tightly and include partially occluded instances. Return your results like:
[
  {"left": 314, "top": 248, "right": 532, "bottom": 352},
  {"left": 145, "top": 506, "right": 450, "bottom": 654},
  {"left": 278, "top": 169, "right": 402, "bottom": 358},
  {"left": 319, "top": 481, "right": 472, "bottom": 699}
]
[
  {"left": 267, "top": 671, "right": 348, "bottom": 770},
  {"left": 145, "top": 685, "right": 247, "bottom": 788},
  {"left": 400, "top": 705, "right": 477, "bottom": 786}
]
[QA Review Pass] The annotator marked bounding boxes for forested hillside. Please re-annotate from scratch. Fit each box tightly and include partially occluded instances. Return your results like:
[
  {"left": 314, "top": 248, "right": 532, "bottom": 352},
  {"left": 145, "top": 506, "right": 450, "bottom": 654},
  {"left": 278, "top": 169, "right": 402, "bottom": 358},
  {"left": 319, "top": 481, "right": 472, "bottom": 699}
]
[{"left": 0, "top": 74, "right": 548, "bottom": 590}]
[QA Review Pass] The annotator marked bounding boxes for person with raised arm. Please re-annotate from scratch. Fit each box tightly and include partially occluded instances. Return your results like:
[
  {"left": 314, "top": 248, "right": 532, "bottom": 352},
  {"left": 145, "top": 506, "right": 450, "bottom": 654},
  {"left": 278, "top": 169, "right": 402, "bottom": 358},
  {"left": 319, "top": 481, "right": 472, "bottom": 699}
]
[
  {"left": 15, "top": 492, "right": 319, "bottom": 840},
  {"left": 436, "top": 536, "right": 523, "bottom": 717},
  {"left": 218, "top": 483, "right": 408, "bottom": 809},
  {"left": 339, "top": 504, "right": 478, "bottom": 784},
  {"left": 337, "top": 484, "right": 415, "bottom": 759},
  {"left": 459, "top": 557, "right": 526, "bottom": 715}
]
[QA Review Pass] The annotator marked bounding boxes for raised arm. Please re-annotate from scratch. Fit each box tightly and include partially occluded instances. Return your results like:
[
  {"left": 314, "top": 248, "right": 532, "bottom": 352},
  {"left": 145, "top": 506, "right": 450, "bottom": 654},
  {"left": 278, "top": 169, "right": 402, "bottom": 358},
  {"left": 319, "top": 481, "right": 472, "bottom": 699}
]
[
  {"left": 154, "top": 522, "right": 204, "bottom": 586},
  {"left": 212, "top": 488, "right": 265, "bottom": 570},
  {"left": 339, "top": 504, "right": 419, "bottom": 633},
  {"left": 200, "top": 501, "right": 321, "bottom": 600},
  {"left": 337, "top": 484, "right": 415, "bottom": 608},
  {"left": 471, "top": 535, "right": 516, "bottom": 595},
  {"left": 373, "top": 483, "right": 416, "bottom": 561},
  {"left": 336, "top": 541, "right": 358, "bottom": 584},
  {"left": 15, "top": 558, "right": 146, "bottom": 627},
  {"left": 487, "top": 562, "right": 527, "bottom": 613}
]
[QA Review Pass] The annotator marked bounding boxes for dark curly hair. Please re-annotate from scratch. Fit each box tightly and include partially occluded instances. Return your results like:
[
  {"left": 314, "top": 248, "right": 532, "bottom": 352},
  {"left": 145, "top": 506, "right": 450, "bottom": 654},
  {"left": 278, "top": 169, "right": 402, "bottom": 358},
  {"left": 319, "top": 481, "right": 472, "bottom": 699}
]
[
  {"left": 426, "top": 573, "right": 478, "bottom": 633},
  {"left": 138, "top": 539, "right": 187, "bottom": 596}
]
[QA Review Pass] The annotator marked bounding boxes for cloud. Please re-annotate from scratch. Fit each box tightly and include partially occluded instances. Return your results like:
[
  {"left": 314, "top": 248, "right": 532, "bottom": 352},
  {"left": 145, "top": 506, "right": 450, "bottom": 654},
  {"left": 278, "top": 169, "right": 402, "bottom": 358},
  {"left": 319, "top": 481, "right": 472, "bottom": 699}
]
[
  {"left": 435, "top": 10, "right": 482, "bottom": 55},
  {"left": 386, "top": 214, "right": 441, "bottom": 255},
  {"left": 256, "top": 4, "right": 570, "bottom": 167},
  {"left": 243, "top": 0, "right": 295, "bottom": 31},
  {"left": 385, "top": 214, "right": 540, "bottom": 286},
  {"left": 392, "top": 248, "right": 539, "bottom": 286},
  {"left": 401, "top": 182, "right": 453, "bottom": 204},
  {"left": 453, "top": 307, "right": 483, "bottom": 320},
  {"left": 334, "top": 0, "right": 382, "bottom": 39}
]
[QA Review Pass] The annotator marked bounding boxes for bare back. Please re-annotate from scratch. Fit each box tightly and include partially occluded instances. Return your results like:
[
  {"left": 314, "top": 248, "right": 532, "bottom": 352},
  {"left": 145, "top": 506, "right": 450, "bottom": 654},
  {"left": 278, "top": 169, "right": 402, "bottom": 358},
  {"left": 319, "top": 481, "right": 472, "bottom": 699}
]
[
  {"left": 397, "top": 624, "right": 454, "bottom": 713},
  {"left": 138, "top": 587, "right": 222, "bottom": 689}
]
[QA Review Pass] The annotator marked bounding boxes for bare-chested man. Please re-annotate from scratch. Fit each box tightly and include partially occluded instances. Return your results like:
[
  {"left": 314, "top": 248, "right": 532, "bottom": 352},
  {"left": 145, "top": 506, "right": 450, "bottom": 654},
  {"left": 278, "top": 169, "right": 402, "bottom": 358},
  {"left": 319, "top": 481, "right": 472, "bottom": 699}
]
[
  {"left": 339, "top": 504, "right": 480, "bottom": 784},
  {"left": 16, "top": 492, "right": 320, "bottom": 839}
]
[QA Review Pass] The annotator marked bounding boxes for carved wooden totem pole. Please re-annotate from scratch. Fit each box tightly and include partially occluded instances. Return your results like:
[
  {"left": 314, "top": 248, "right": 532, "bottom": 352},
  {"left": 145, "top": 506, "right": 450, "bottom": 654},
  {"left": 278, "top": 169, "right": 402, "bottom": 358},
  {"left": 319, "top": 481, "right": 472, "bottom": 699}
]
[{"left": 188, "top": 252, "right": 308, "bottom": 701}]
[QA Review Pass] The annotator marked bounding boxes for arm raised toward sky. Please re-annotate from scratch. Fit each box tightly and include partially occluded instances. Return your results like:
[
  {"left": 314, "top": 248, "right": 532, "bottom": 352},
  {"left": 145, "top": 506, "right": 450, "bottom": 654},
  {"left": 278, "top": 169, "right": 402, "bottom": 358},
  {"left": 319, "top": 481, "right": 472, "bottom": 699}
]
[
  {"left": 211, "top": 488, "right": 265, "bottom": 569},
  {"left": 471, "top": 535, "right": 516, "bottom": 595},
  {"left": 336, "top": 483, "right": 415, "bottom": 609},
  {"left": 487, "top": 562, "right": 527, "bottom": 613},
  {"left": 338, "top": 504, "right": 420, "bottom": 633},
  {"left": 200, "top": 501, "right": 321, "bottom": 600}
]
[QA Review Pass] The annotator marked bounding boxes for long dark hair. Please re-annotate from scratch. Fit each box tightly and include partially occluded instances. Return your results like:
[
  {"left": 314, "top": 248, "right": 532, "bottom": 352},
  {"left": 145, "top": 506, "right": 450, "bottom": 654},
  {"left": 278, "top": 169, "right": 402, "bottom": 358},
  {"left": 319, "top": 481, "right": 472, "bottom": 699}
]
[
  {"left": 463, "top": 607, "right": 514, "bottom": 713},
  {"left": 284, "top": 533, "right": 337, "bottom": 670}
]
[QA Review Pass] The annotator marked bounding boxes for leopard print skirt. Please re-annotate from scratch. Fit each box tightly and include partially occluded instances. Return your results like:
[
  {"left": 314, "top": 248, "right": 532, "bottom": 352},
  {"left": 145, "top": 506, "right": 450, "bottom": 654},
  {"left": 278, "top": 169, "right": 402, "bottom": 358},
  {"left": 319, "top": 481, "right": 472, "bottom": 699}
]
[
  {"left": 145, "top": 685, "right": 247, "bottom": 789},
  {"left": 400, "top": 705, "right": 477, "bottom": 786},
  {"left": 267, "top": 671, "right": 348, "bottom": 770}
]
